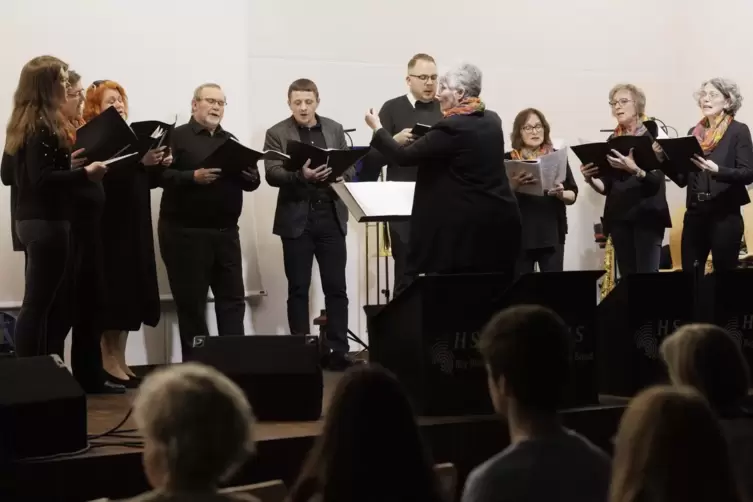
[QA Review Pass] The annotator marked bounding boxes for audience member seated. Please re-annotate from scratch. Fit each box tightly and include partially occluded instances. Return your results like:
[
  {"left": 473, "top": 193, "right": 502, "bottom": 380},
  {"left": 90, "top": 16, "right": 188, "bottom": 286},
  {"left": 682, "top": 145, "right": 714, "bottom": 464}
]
[
  {"left": 111, "top": 363, "right": 258, "bottom": 502},
  {"left": 462, "top": 305, "right": 611, "bottom": 502},
  {"left": 610, "top": 385, "right": 742, "bottom": 502},
  {"left": 660, "top": 323, "right": 753, "bottom": 500},
  {"left": 287, "top": 365, "right": 446, "bottom": 502}
]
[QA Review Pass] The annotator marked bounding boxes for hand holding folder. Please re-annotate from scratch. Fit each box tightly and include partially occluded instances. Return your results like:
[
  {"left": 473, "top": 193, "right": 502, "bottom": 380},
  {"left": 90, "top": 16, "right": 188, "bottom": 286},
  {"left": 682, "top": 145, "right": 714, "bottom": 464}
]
[
  {"left": 74, "top": 106, "right": 138, "bottom": 163},
  {"left": 410, "top": 123, "right": 432, "bottom": 137},
  {"left": 201, "top": 137, "right": 289, "bottom": 175},
  {"left": 655, "top": 136, "right": 704, "bottom": 186},
  {"left": 284, "top": 140, "right": 370, "bottom": 182},
  {"left": 130, "top": 117, "right": 177, "bottom": 157},
  {"left": 571, "top": 135, "right": 661, "bottom": 181}
]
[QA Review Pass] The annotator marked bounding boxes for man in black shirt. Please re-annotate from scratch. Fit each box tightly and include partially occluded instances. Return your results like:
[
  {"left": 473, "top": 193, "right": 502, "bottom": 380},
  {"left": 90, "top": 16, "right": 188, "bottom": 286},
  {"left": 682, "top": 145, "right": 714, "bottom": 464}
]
[
  {"left": 158, "top": 83, "right": 260, "bottom": 357},
  {"left": 361, "top": 53, "right": 443, "bottom": 295},
  {"left": 263, "top": 78, "right": 355, "bottom": 370}
]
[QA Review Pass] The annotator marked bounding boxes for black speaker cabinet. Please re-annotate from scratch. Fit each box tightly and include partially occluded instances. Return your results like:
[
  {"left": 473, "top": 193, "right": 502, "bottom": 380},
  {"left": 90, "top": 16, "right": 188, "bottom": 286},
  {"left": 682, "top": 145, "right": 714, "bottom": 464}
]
[
  {"left": 0, "top": 355, "right": 87, "bottom": 461},
  {"left": 188, "top": 335, "right": 323, "bottom": 421}
]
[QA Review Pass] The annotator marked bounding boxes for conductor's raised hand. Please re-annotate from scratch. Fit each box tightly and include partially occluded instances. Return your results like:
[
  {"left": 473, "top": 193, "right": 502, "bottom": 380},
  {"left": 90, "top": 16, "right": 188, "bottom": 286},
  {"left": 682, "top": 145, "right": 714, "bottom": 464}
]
[
  {"left": 302, "top": 159, "right": 332, "bottom": 182},
  {"left": 393, "top": 128, "right": 415, "bottom": 145},
  {"left": 84, "top": 161, "right": 108, "bottom": 182},
  {"left": 580, "top": 162, "right": 599, "bottom": 180},
  {"left": 71, "top": 148, "right": 87, "bottom": 168},
  {"left": 364, "top": 108, "right": 382, "bottom": 131},
  {"left": 194, "top": 167, "right": 221, "bottom": 184}
]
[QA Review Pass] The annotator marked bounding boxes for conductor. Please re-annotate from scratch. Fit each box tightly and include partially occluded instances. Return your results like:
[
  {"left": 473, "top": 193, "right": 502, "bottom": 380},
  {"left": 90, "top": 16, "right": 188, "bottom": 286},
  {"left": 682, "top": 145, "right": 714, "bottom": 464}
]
[{"left": 364, "top": 63, "right": 521, "bottom": 291}]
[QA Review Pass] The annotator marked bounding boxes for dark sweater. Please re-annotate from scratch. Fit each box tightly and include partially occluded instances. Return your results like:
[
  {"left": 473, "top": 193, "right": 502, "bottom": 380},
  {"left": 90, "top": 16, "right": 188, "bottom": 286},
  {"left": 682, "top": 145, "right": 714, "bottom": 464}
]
[
  {"left": 159, "top": 119, "right": 260, "bottom": 229},
  {"left": 602, "top": 123, "right": 671, "bottom": 234},
  {"left": 504, "top": 151, "right": 579, "bottom": 250},
  {"left": 11, "top": 126, "right": 88, "bottom": 222},
  {"left": 361, "top": 95, "right": 443, "bottom": 181}
]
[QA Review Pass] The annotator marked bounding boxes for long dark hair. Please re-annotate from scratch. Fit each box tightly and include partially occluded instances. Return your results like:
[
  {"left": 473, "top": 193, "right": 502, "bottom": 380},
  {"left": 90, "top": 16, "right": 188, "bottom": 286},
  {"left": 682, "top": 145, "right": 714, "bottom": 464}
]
[{"left": 288, "top": 365, "right": 445, "bottom": 502}]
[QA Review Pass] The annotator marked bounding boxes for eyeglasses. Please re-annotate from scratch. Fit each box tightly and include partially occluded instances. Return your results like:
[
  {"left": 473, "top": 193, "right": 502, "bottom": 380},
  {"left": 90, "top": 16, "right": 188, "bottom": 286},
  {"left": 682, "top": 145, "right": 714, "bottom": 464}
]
[
  {"left": 200, "top": 97, "right": 227, "bottom": 107},
  {"left": 609, "top": 98, "right": 634, "bottom": 108},
  {"left": 521, "top": 125, "right": 543, "bottom": 133},
  {"left": 409, "top": 74, "right": 438, "bottom": 82},
  {"left": 67, "top": 89, "right": 84, "bottom": 99},
  {"left": 697, "top": 91, "right": 724, "bottom": 100}
]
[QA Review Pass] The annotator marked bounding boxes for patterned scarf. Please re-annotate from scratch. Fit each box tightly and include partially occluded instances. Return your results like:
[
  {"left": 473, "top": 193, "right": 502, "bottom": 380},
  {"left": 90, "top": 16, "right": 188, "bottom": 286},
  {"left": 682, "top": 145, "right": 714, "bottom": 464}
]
[
  {"left": 692, "top": 113, "right": 733, "bottom": 154},
  {"left": 612, "top": 114, "right": 650, "bottom": 137},
  {"left": 510, "top": 143, "right": 554, "bottom": 160},
  {"left": 443, "top": 97, "right": 485, "bottom": 118}
]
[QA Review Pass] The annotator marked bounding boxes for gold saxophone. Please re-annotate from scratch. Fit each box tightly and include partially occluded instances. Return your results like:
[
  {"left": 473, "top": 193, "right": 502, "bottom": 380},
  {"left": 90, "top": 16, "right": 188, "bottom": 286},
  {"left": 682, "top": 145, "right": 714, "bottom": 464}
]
[
  {"left": 600, "top": 236, "right": 615, "bottom": 300},
  {"left": 378, "top": 222, "right": 392, "bottom": 257}
]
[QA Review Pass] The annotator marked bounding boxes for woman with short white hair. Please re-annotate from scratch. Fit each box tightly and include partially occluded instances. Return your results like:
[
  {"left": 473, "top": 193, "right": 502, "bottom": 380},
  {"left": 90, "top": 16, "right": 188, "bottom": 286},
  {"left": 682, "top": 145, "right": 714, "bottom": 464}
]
[
  {"left": 114, "top": 363, "right": 258, "bottom": 502},
  {"left": 675, "top": 78, "right": 753, "bottom": 272},
  {"left": 365, "top": 63, "right": 521, "bottom": 289}
]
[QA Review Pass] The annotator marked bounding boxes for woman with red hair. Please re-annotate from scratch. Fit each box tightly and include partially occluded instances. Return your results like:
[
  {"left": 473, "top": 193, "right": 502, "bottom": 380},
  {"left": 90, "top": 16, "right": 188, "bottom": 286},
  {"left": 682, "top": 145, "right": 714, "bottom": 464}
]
[{"left": 83, "top": 80, "right": 168, "bottom": 386}]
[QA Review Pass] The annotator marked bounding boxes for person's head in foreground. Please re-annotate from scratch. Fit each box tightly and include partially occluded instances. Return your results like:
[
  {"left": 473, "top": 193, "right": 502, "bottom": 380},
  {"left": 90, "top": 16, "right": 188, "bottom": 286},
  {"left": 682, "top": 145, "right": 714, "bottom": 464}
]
[
  {"left": 610, "top": 385, "right": 741, "bottom": 502},
  {"left": 288, "top": 364, "right": 445, "bottom": 502},
  {"left": 479, "top": 304, "right": 572, "bottom": 423},
  {"left": 660, "top": 323, "right": 750, "bottom": 416},
  {"left": 435, "top": 63, "right": 483, "bottom": 113},
  {"left": 133, "top": 363, "right": 256, "bottom": 494}
]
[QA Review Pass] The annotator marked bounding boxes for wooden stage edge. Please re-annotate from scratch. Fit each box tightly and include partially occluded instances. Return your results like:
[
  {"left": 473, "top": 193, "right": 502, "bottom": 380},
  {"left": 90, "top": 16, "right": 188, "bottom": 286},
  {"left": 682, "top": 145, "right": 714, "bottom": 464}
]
[{"left": 3, "top": 370, "right": 628, "bottom": 502}]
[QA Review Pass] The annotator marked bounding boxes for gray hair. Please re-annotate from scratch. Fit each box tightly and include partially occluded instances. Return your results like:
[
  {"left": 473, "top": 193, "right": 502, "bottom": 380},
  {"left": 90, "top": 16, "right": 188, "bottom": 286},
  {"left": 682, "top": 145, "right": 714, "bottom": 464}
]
[
  {"left": 133, "top": 363, "right": 256, "bottom": 490},
  {"left": 695, "top": 78, "right": 743, "bottom": 115},
  {"left": 609, "top": 83, "right": 647, "bottom": 116},
  {"left": 439, "top": 63, "right": 482, "bottom": 99}
]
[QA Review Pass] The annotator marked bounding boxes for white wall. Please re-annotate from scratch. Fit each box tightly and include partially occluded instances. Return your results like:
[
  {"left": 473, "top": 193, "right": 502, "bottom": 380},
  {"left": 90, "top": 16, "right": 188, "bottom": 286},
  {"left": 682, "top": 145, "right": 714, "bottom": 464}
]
[{"left": 1, "top": 0, "right": 751, "bottom": 364}]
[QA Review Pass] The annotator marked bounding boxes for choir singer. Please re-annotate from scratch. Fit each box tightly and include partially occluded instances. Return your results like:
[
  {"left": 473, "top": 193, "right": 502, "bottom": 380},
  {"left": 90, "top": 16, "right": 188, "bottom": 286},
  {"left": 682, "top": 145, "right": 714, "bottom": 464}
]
[
  {"left": 365, "top": 63, "right": 521, "bottom": 289},
  {"left": 679, "top": 78, "right": 753, "bottom": 273},
  {"left": 580, "top": 84, "right": 671, "bottom": 276}
]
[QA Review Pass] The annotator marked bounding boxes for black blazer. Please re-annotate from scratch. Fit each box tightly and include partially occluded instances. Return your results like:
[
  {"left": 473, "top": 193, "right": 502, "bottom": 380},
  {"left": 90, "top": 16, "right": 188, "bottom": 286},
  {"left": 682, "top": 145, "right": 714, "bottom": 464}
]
[
  {"left": 503, "top": 151, "right": 578, "bottom": 250},
  {"left": 601, "top": 123, "right": 671, "bottom": 234},
  {"left": 263, "top": 116, "right": 355, "bottom": 238},
  {"left": 0, "top": 152, "right": 22, "bottom": 251},
  {"left": 677, "top": 120, "right": 753, "bottom": 212},
  {"left": 371, "top": 109, "right": 521, "bottom": 276}
]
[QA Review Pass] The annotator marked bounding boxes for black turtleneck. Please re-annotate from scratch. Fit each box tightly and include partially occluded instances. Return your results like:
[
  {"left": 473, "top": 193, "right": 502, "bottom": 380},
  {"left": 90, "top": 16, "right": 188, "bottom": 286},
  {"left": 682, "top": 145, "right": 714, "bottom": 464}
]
[{"left": 376, "top": 95, "right": 443, "bottom": 181}]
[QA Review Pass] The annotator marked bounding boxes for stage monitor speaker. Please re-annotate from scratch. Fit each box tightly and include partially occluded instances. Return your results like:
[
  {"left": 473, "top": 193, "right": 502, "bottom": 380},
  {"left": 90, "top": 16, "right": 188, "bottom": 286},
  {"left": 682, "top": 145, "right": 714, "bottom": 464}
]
[
  {"left": 0, "top": 355, "right": 87, "bottom": 462},
  {"left": 188, "top": 335, "right": 323, "bottom": 422}
]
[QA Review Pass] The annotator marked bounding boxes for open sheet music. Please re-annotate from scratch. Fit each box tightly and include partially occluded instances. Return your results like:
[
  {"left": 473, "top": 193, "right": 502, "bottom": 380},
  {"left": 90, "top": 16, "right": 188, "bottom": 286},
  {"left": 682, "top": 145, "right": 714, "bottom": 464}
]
[
  {"left": 202, "top": 137, "right": 289, "bottom": 175},
  {"left": 284, "top": 141, "right": 370, "bottom": 182},
  {"left": 331, "top": 181, "right": 414, "bottom": 222},
  {"left": 504, "top": 148, "right": 568, "bottom": 196},
  {"left": 130, "top": 116, "right": 177, "bottom": 156}
]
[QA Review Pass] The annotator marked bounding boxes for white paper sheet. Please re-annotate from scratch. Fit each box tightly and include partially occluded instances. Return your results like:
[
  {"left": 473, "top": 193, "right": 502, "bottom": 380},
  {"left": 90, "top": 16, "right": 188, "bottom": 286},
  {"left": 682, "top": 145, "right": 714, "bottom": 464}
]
[
  {"left": 332, "top": 181, "right": 414, "bottom": 221},
  {"left": 504, "top": 148, "right": 568, "bottom": 196}
]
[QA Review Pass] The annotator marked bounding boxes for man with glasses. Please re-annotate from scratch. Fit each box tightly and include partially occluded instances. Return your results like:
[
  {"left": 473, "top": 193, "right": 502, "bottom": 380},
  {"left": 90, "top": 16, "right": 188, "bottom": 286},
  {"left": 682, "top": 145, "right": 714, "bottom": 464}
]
[
  {"left": 360, "top": 53, "right": 443, "bottom": 296},
  {"left": 158, "top": 83, "right": 260, "bottom": 358}
]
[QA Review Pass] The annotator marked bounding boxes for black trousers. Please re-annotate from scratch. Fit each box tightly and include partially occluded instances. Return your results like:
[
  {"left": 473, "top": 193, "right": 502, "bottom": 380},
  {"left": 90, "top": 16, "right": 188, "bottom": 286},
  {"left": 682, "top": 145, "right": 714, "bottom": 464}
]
[
  {"left": 516, "top": 243, "right": 565, "bottom": 275},
  {"left": 159, "top": 221, "right": 245, "bottom": 357},
  {"left": 609, "top": 221, "right": 664, "bottom": 276},
  {"left": 281, "top": 202, "right": 348, "bottom": 355},
  {"left": 681, "top": 210, "right": 743, "bottom": 273},
  {"left": 390, "top": 221, "right": 412, "bottom": 297},
  {"left": 14, "top": 220, "right": 70, "bottom": 357}
]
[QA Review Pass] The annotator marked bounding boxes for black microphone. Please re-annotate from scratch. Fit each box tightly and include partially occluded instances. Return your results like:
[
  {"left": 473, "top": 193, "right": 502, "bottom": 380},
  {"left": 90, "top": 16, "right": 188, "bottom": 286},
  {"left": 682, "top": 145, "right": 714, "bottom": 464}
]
[{"left": 343, "top": 128, "right": 356, "bottom": 133}]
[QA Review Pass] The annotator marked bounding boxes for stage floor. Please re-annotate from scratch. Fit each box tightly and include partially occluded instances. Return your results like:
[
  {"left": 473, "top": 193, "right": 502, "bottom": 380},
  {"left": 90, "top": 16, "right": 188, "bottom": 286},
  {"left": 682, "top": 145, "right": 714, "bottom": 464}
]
[{"left": 87, "top": 371, "right": 344, "bottom": 453}]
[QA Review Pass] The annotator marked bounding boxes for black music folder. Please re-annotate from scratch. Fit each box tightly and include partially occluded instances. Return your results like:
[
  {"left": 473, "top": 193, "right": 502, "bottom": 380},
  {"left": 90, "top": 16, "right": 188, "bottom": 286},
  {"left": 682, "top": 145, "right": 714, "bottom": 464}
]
[
  {"left": 130, "top": 117, "right": 176, "bottom": 156},
  {"left": 201, "top": 137, "right": 288, "bottom": 175},
  {"left": 656, "top": 136, "right": 703, "bottom": 186},
  {"left": 284, "top": 141, "right": 370, "bottom": 181},
  {"left": 74, "top": 106, "right": 138, "bottom": 162},
  {"left": 410, "top": 123, "right": 432, "bottom": 137},
  {"left": 571, "top": 135, "right": 661, "bottom": 182}
]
